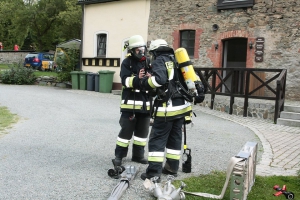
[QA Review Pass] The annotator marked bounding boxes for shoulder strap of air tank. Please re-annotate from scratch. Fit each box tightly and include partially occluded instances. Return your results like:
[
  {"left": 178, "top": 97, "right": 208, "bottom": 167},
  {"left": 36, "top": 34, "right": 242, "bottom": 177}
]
[{"left": 168, "top": 55, "right": 194, "bottom": 102}]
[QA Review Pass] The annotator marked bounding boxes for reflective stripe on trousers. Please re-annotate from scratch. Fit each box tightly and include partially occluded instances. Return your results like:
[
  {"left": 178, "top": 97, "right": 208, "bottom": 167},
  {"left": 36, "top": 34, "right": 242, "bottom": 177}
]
[
  {"left": 115, "top": 112, "right": 150, "bottom": 158},
  {"left": 146, "top": 117, "right": 184, "bottom": 176}
]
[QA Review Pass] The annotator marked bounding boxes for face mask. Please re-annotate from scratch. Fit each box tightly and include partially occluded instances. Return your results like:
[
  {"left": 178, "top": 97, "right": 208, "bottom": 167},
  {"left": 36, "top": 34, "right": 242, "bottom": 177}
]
[
  {"left": 149, "top": 53, "right": 155, "bottom": 63},
  {"left": 135, "top": 47, "right": 145, "bottom": 56}
]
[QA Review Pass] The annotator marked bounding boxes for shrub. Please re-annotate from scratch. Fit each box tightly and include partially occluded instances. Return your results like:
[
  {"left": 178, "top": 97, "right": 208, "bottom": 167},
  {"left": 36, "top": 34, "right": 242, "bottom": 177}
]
[
  {"left": 1, "top": 63, "right": 36, "bottom": 85},
  {"left": 55, "top": 48, "right": 80, "bottom": 82}
]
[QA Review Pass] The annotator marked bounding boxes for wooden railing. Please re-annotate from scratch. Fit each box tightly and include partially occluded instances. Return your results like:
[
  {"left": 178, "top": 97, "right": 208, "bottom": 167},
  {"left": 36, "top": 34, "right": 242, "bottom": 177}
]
[{"left": 194, "top": 68, "right": 287, "bottom": 124}]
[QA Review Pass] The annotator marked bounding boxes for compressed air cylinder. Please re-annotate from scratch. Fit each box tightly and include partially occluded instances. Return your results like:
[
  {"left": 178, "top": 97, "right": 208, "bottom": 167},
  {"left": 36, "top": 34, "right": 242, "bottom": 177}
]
[{"left": 174, "top": 48, "right": 200, "bottom": 90}]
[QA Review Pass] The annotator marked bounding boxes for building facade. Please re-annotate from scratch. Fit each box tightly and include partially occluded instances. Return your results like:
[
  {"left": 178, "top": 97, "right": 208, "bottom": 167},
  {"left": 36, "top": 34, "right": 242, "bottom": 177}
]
[
  {"left": 77, "top": 0, "right": 150, "bottom": 90},
  {"left": 78, "top": 0, "right": 300, "bottom": 100},
  {"left": 148, "top": 0, "right": 300, "bottom": 100}
]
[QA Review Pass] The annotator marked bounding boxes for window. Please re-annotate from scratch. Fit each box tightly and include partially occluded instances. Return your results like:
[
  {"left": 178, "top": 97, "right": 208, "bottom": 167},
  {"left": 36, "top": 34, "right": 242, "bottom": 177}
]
[
  {"left": 97, "top": 34, "right": 107, "bottom": 57},
  {"left": 180, "top": 30, "right": 195, "bottom": 58},
  {"left": 217, "top": 0, "right": 254, "bottom": 10}
]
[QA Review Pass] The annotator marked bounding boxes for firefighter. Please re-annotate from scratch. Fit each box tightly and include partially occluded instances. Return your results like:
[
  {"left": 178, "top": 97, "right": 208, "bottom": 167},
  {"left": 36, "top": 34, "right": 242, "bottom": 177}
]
[
  {"left": 139, "top": 39, "right": 204, "bottom": 182},
  {"left": 112, "top": 35, "right": 152, "bottom": 167}
]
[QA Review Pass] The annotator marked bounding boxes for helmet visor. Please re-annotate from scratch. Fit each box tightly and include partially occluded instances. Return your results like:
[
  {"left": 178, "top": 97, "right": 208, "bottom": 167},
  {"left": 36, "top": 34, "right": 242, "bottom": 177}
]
[{"left": 134, "top": 47, "right": 145, "bottom": 55}]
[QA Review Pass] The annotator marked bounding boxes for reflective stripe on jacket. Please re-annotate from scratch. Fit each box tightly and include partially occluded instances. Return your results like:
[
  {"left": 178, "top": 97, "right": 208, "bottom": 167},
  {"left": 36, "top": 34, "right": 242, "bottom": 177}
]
[
  {"left": 141, "top": 53, "right": 192, "bottom": 120},
  {"left": 120, "top": 56, "right": 152, "bottom": 114}
]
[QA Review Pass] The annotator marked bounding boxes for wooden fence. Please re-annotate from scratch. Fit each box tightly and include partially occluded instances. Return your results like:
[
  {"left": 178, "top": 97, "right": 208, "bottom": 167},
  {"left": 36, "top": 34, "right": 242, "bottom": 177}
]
[{"left": 194, "top": 68, "right": 287, "bottom": 123}]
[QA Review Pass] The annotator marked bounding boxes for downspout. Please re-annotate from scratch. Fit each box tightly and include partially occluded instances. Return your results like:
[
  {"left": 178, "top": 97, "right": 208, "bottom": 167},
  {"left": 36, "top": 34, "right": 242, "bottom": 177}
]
[{"left": 79, "top": 4, "right": 84, "bottom": 71}]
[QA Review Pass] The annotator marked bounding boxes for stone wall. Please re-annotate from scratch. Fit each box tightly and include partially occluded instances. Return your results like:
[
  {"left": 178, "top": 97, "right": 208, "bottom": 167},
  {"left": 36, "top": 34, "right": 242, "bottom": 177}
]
[
  {"left": 148, "top": 0, "right": 300, "bottom": 100},
  {"left": 199, "top": 95, "right": 275, "bottom": 121},
  {"left": 0, "top": 51, "right": 33, "bottom": 64},
  {"left": 35, "top": 76, "right": 71, "bottom": 88}
]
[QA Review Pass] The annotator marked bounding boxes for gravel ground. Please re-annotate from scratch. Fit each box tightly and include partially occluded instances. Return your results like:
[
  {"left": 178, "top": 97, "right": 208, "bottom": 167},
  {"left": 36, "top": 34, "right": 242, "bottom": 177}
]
[{"left": 0, "top": 85, "right": 262, "bottom": 200}]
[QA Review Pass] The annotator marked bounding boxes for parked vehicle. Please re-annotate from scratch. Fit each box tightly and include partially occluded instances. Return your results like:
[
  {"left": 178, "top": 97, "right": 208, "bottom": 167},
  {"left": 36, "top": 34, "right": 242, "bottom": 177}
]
[{"left": 24, "top": 52, "right": 55, "bottom": 71}]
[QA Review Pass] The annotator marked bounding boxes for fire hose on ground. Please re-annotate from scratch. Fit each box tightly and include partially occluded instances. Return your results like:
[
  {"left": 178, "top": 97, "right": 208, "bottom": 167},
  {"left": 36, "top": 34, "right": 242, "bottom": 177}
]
[{"left": 107, "top": 165, "right": 139, "bottom": 200}]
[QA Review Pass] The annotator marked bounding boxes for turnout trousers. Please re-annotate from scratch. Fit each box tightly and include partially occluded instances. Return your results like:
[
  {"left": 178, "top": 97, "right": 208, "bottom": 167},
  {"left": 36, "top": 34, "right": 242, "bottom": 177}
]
[
  {"left": 146, "top": 117, "right": 184, "bottom": 177},
  {"left": 115, "top": 112, "right": 150, "bottom": 159}
]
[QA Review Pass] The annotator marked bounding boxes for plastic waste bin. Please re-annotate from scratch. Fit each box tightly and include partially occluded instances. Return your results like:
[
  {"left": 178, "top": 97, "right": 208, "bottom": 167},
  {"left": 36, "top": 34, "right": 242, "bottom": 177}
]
[
  {"left": 78, "top": 71, "right": 88, "bottom": 90},
  {"left": 87, "top": 73, "right": 96, "bottom": 91},
  {"left": 98, "top": 70, "right": 115, "bottom": 93},
  {"left": 94, "top": 73, "right": 99, "bottom": 92},
  {"left": 70, "top": 71, "right": 80, "bottom": 90}
]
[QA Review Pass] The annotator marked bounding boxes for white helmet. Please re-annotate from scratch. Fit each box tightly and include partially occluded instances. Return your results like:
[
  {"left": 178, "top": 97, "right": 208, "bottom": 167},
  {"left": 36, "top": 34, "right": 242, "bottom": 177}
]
[
  {"left": 127, "top": 35, "right": 146, "bottom": 50},
  {"left": 149, "top": 39, "right": 168, "bottom": 51}
]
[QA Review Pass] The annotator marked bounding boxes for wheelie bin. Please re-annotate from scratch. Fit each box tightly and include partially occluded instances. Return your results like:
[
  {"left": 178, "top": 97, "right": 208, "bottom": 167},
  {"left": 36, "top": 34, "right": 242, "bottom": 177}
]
[
  {"left": 94, "top": 73, "right": 99, "bottom": 92},
  {"left": 87, "top": 73, "right": 96, "bottom": 91},
  {"left": 70, "top": 71, "right": 80, "bottom": 90},
  {"left": 78, "top": 71, "right": 88, "bottom": 90},
  {"left": 98, "top": 70, "right": 115, "bottom": 93}
]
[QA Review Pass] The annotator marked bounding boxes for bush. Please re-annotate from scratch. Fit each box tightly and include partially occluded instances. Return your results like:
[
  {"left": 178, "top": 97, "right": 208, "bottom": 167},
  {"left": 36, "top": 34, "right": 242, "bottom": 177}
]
[
  {"left": 1, "top": 63, "right": 36, "bottom": 85},
  {"left": 55, "top": 48, "right": 80, "bottom": 82}
]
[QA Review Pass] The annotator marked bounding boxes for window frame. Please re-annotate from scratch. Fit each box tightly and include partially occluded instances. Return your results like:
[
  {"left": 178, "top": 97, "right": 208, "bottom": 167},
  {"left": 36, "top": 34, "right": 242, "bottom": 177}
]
[
  {"left": 95, "top": 31, "right": 108, "bottom": 58},
  {"left": 97, "top": 33, "right": 107, "bottom": 57},
  {"left": 180, "top": 30, "right": 195, "bottom": 58},
  {"left": 217, "top": 0, "right": 254, "bottom": 10}
]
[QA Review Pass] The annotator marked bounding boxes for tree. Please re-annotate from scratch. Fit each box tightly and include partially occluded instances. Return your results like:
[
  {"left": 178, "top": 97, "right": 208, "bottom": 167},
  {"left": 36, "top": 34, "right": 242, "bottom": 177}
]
[
  {"left": 0, "top": 0, "right": 29, "bottom": 50},
  {"left": 28, "top": 0, "right": 82, "bottom": 51},
  {"left": 0, "top": 0, "right": 82, "bottom": 51},
  {"left": 57, "top": 0, "right": 82, "bottom": 42}
]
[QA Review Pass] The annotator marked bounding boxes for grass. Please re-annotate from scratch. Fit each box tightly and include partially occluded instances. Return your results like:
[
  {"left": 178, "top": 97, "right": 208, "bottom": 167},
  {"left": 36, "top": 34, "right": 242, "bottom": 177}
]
[
  {"left": 0, "top": 106, "right": 19, "bottom": 134},
  {"left": 0, "top": 64, "right": 10, "bottom": 70},
  {"left": 173, "top": 171, "right": 299, "bottom": 200},
  {"left": 0, "top": 64, "right": 58, "bottom": 77}
]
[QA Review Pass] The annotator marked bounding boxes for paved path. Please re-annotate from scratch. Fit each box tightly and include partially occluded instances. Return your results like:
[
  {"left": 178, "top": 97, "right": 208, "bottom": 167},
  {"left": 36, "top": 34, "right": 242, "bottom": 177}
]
[
  {"left": 193, "top": 105, "right": 300, "bottom": 176},
  {"left": 0, "top": 84, "right": 299, "bottom": 199}
]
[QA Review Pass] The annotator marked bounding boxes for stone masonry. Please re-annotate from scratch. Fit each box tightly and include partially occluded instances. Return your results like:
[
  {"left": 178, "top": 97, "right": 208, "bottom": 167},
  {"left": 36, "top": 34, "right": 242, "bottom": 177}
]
[
  {"left": 148, "top": 0, "right": 300, "bottom": 100},
  {"left": 199, "top": 95, "right": 276, "bottom": 121},
  {"left": 0, "top": 51, "right": 32, "bottom": 64}
]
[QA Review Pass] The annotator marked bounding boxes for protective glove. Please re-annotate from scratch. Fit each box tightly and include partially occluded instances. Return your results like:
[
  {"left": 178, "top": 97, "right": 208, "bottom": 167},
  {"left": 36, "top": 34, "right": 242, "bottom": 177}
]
[
  {"left": 194, "top": 93, "right": 205, "bottom": 105},
  {"left": 194, "top": 82, "right": 205, "bottom": 105}
]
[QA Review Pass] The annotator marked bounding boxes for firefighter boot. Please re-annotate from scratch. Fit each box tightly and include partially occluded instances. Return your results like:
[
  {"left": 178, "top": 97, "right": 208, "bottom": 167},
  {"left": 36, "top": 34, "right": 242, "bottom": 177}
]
[
  {"left": 112, "top": 157, "right": 122, "bottom": 167},
  {"left": 132, "top": 156, "right": 148, "bottom": 164},
  {"left": 141, "top": 173, "right": 161, "bottom": 183}
]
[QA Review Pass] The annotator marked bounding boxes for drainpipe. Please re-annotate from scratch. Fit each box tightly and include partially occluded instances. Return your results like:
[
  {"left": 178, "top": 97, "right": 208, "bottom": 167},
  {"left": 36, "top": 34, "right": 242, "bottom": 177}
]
[{"left": 79, "top": 4, "right": 84, "bottom": 71}]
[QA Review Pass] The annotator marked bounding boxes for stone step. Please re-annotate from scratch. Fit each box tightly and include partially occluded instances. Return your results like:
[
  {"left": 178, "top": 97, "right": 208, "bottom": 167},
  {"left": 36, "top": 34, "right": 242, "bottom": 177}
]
[
  {"left": 277, "top": 118, "right": 300, "bottom": 127},
  {"left": 280, "top": 111, "right": 300, "bottom": 120},
  {"left": 284, "top": 105, "right": 300, "bottom": 113},
  {"left": 112, "top": 90, "right": 121, "bottom": 95}
]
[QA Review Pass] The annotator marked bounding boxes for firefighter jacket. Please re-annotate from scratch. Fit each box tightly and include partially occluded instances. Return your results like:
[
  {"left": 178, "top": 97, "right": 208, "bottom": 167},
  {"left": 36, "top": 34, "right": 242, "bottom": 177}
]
[
  {"left": 120, "top": 56, "right": 152, "bottom": 114},
  {"left": 140, "top": 52, "right": 192, "bottom": 121}
]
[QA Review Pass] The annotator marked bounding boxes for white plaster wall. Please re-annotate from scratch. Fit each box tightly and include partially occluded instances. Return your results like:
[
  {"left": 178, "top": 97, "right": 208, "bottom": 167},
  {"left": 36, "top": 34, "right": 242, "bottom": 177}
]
[{"left": 82, "top": 0, "right": 150, "bottom": 84}]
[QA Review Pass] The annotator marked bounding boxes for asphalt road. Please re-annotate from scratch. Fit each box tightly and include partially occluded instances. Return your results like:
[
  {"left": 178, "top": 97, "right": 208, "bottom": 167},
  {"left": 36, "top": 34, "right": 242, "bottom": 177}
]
[{"left": 0, "top": 85, "right": 262, "bottom": 200}]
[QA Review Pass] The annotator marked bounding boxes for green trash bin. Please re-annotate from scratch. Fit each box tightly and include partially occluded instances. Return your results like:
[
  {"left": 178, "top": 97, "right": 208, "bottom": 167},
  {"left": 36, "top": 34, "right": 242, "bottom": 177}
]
[
  {"left": 70, "top": 71, "right": 80, "bottom": 90},
  {"left": 78, "top": 71, "right": 88, "bottom": 90},
  {"left": 98, "top": 70, "right": 115, "bottom": 93}
]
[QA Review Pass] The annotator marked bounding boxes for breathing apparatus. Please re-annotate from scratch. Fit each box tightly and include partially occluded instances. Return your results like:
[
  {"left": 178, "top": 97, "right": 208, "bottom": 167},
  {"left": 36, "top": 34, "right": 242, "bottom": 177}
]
[
  {"left": 124, "top": 35, "right": 147, "bottom": 61},
  {"left": 174, "top": 48, "right": 204, "bottom": 98}
]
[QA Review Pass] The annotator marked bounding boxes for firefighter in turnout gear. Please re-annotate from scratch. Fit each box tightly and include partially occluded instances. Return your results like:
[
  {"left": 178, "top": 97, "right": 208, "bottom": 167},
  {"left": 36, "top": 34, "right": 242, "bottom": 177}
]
[
  {"left": 113, "top": 35, "right": 152, "bottom": 167},
  {"left": 139, "top": 39, "right": 194, "bottom": 182}
]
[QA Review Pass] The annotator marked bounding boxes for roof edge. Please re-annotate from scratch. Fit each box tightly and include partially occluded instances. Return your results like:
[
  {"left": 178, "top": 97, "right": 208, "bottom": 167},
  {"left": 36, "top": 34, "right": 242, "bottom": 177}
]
[{"left": 77, "top": 0, "right": 120, "bottom": 5}]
